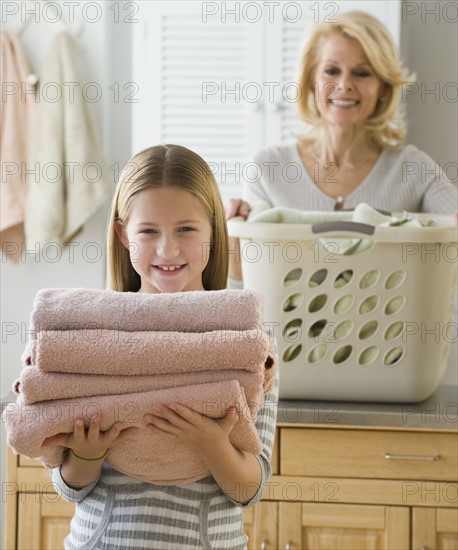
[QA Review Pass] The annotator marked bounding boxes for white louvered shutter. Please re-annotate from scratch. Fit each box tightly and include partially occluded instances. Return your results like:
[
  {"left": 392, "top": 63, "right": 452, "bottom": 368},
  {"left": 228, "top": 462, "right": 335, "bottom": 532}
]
[{"left": 132, "top": 1, "right": 263, "bottom": 202}]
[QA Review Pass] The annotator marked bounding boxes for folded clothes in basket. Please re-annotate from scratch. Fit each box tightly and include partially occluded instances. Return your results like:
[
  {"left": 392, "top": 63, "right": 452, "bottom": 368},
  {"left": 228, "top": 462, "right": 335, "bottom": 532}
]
[{"left": 248, "top": 202, "right": 436, "bottom": 255}]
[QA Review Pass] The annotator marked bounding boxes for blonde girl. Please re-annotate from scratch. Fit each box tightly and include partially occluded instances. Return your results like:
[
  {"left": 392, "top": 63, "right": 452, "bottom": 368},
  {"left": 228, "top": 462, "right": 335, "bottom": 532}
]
[{"left": 47, "top": 144, "right": 278, "bottom": 550}]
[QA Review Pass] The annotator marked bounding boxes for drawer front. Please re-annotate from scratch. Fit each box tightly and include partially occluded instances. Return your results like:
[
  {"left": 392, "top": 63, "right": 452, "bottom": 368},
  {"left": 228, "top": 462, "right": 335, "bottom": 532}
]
[{"left": 281, "top": 428, "right": 458, "bottom": 481}]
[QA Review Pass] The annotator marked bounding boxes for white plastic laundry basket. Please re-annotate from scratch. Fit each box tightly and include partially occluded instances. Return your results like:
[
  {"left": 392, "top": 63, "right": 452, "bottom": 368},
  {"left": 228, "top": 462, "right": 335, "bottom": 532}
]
[{"left": 228, "top": 215, "right": 457, "bottom": 402}]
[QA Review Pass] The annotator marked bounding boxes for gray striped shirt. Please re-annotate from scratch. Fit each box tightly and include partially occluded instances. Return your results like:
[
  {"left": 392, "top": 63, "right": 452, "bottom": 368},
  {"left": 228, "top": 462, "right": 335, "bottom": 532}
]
[
  {"left": 51, "top": 372, "right": 279, "bottom": 550},
  {"left": 242, "top": 143, "right": 457, "bottom": 213}
]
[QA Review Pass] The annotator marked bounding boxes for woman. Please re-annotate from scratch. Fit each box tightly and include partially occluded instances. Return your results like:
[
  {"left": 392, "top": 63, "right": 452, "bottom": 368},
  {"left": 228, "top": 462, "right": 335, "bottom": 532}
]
[{"left": 226, "top": 11, "right": 457, "bottom": 283}]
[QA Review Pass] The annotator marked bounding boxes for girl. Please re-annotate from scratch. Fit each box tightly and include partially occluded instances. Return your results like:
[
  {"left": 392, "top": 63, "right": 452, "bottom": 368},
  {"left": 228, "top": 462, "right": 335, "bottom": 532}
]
[{"left": 45, "top": 144, "right": 279, "bottom": 549}]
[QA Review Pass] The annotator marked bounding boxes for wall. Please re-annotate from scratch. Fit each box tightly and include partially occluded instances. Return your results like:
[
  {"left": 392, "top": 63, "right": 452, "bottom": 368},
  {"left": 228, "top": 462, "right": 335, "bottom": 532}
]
[
  {"left": 400, "top": 0, "right": 458, "bottom": 387},
  {"left": 401, "top": 0, "right": 457, "bottom": 166},
  {"left": 0, "top": 0, "right": 132, "bottom": 539}
]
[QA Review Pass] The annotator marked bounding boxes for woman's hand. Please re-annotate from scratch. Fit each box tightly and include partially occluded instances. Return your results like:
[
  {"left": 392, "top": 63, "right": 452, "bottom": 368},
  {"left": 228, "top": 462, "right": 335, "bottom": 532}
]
[
  {"left": 225, "top": 198, "right": 251, "bottom": 220},
  {"left": 144, "top": 403, "right": 238, "bottom": 454},
  {"left": 42, "top": 415, "right": 138, "bottom": 459},
  {"left": 225, "top": 198, "right": 251, "bottom": 281}
]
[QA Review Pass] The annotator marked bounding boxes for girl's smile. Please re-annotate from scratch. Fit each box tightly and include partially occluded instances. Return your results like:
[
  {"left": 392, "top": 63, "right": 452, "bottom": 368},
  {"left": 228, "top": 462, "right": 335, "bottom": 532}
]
[
  {"left": 115, "top": 187, "right": 213, "bottom": 293},
  {"left": 153, "top": 264, "right": 186, "bottom": 274},
  {"left": 155, "top": 264, "right": 184, "bottom": 270}
]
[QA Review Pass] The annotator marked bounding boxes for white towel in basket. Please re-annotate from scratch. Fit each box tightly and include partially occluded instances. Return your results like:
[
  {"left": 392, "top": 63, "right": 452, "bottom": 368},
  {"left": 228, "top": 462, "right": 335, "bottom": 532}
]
[{"left": 248, "top": 202, "right": 435, "bottom": 256}]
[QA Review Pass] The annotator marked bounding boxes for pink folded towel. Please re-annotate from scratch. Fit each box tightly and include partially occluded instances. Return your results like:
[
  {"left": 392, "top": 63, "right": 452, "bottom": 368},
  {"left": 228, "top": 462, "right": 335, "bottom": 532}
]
[
  {"left": 26, "top": 287, "right": 263, "bottom": 336},
  {"left": 4, "top": 381, "right": 260, "bottom": 485},
  {"left": 6, "top": 287, "right": 278, "bottom": 486},
  {"left": 15, "top": 365, "right": 275, "bottom": 406},
  {"left": 28, "top": 329, "right": 274, "bottom": 376}
]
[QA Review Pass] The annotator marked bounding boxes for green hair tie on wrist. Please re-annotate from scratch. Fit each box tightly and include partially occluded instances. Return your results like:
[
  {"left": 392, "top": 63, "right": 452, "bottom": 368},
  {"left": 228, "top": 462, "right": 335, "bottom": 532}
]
[{"left": 69, "top": 448, "right": 107, "bottom": 463}]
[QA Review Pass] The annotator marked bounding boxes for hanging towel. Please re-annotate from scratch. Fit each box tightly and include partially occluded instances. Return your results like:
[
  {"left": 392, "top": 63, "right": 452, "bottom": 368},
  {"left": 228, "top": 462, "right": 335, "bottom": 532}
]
[
  {"left": 24, "top": 32, "right": 111, "bottom": 247},
  {"left": 4, "top": 380, "right": 262, "bottom": 485},
  {"left": 0, "top": 30, "right": 36, "bottom": 262}
]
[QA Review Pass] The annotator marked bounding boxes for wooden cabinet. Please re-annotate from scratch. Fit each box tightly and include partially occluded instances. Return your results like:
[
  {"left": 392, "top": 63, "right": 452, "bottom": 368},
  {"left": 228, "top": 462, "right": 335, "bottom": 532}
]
[
  {"left": 412, "top": 508, "right": 458, "bottom": 550},
  {"left": 4, "top": 425, "right": 458, "bottom": 550},
  {"left": 243, "top": 501, "right": 279, "bottom": 550},
  {"left": 244, "top": 501, "right": 410, "bottom": 549},
  {"left": 281, "top": 428, "right": 457, "bottom": 481},
  {"left": 17, "top": 495, "right": 74, "bottom": 550},
  {"left": 244, "top": 425, "right": 458, "bottom": 550},
  {"left": 4, "top": 451, "right": 74, "bottom": 550}
]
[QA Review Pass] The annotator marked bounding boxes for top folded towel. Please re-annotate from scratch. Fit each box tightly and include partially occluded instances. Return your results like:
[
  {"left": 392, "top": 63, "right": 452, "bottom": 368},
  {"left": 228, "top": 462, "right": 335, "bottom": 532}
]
[
  {"left": 29, "top": 287, "right": 263, "bottom": 331},
  {"left": 22, "top": 288, "right": 264, "bottom": 365}
]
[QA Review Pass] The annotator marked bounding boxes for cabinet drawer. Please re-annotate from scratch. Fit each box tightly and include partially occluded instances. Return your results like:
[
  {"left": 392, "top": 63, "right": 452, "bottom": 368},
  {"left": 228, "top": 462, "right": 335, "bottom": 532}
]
[{"left": 281, "top": 428, "right": 458, "bottom": 481}]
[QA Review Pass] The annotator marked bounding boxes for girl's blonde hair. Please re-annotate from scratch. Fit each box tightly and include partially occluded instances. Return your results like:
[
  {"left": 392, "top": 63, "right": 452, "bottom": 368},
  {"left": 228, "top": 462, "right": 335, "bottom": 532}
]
[
  {"left": 296, "top": 10, "right": 415, "bottom": 148},
  {"left": 106, "top": 144, "right": 228, "bottom": 292}
]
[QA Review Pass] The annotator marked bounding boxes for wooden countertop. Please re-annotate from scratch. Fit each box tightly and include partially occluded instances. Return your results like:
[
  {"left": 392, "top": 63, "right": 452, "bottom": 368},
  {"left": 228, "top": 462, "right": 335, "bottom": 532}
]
[{"left": 277, "top": 385, "right": 458, "bottom": 431}]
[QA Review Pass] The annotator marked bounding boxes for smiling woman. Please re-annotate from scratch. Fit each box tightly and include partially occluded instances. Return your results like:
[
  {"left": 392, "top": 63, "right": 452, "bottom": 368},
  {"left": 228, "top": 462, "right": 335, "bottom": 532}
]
[
  {"left": 309, "top": 34, "right": 387, "bottom": 143},
  {"left": 296, "top": 11, "right": 409, "bottom": 152},
  {"left": 226, "top": 10, "right": 458, "bottom": 284}
]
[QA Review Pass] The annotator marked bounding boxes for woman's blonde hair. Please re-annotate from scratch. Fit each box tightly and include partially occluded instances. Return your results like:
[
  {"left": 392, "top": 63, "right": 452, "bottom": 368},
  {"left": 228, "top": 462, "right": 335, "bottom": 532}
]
[
  {"left": 296, "top": 10, "right": 415, "bottom": 148},
  {"left": 106, "top": 144, "right": 228, "bottom": 292}
]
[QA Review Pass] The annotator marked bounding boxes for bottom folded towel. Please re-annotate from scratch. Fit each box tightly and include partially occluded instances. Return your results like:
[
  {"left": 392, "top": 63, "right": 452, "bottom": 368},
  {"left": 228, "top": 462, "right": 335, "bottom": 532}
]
[{"left": 3, "top": 380, "right": 262, "bottom": 485}]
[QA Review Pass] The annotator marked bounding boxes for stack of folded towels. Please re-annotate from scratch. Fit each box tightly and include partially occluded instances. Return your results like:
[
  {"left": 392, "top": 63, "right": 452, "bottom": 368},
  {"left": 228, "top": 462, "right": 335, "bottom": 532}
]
[{"left": 3, "top": 288, "right": 277, "bottom": 485}]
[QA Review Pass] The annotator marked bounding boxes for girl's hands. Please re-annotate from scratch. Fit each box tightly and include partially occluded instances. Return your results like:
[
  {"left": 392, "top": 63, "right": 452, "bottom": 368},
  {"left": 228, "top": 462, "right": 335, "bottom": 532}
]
[
  {"left": 225, "top": 198, "right": 251, "bottom": 220},
  {"left": 42, "top": 415, "right": 138, "bottom": 459},
  {"left": 144, "top": 403, "right": 238, "bottom": 453}
]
